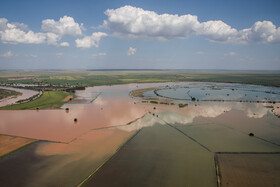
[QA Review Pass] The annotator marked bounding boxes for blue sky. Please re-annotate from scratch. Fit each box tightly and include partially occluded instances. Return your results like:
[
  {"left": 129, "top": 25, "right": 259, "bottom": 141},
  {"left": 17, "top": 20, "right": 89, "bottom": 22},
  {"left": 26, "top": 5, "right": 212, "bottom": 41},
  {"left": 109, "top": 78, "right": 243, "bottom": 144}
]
[{"left": 0, "top": 0, "right": 279, "bottom": 70}]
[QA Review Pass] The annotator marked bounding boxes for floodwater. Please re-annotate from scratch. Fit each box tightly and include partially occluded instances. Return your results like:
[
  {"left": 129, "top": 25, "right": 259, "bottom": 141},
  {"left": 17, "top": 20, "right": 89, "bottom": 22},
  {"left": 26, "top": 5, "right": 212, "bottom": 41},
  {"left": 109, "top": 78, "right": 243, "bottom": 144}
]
[
  {"left": 0, "top": 86, "right": 38, "bottom": 107},
  {"left": 0, "top": 82, "right": 280, "bottom": 186},
  {"left": 146, "top": 82, "right": 280, "bottom": 102}
]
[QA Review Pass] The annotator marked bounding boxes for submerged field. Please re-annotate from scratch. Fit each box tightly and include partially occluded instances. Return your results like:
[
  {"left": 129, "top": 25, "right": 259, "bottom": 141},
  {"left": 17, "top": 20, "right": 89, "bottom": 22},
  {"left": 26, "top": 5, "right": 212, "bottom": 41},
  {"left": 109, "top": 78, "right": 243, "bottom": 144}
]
[
  {"left": 217, "top": 153, "right": 280, "bottom": 187},
  {"left": 0, "top": 73, "right": 280, "bottom": 186}
]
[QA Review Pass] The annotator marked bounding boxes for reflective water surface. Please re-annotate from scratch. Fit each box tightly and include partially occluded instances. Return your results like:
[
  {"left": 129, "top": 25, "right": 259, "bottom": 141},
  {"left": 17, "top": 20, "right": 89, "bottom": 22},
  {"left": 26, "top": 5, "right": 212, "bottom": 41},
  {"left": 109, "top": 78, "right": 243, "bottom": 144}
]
[{"left": 147, "top": 82, "right": 280, "bottom": 102}]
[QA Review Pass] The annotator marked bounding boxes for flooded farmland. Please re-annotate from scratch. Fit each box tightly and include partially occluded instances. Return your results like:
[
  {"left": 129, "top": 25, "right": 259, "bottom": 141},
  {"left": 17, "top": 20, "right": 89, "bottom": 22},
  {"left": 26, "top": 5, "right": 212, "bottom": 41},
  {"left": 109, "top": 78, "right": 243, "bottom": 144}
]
[{"left": 0, "top": 82, "right": 280, "bottom": 186}]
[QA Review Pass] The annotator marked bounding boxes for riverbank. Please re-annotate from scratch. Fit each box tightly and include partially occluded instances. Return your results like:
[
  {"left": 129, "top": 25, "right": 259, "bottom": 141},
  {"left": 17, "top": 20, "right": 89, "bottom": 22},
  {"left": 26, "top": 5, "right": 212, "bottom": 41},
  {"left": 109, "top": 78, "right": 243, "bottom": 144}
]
[
  {"left": 0, "top": 91, "right": 74, "bottom": 110},
  {"left": 0, "top": 88, "right": 22, "bottom": 100}
]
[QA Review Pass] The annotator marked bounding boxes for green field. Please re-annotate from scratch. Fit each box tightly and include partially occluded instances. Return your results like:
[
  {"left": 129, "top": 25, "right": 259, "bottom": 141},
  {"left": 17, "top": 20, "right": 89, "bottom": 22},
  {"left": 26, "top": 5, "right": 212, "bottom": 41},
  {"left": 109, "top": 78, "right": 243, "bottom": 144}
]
[
  {"left": 0, "top": 91, "right": 73, "bottom": 110},
  {"left": 0, "top": 70, "right": 280, "bottom": 87},
  {"left": 0, "top": 88, "right": 22, "bottom": 100}
]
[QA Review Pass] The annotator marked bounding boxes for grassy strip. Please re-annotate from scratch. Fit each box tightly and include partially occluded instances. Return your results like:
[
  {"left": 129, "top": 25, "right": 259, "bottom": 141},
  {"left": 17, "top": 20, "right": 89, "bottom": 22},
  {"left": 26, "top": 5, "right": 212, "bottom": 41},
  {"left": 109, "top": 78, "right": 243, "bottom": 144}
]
[
  {"left": 214, "top": 154, "right": 222, "bottom": 187},
  {"left": 0, "top": 88, "right": 22, "bottom": 100},
  {"left": 0, "top": 91, "right": 73, "bottom": 110}
]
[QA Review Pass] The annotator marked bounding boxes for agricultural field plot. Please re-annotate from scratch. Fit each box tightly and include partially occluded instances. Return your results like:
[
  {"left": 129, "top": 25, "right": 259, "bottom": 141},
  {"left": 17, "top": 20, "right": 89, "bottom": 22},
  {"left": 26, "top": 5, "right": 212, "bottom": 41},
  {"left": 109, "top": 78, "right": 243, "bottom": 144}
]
[
  {"left": 175, "top": 124, "right": 280, "bottom": 153},
  {"left": 210, "top": 109, "right": 280, "bottom": 145},
  {"left": 84, "top": 123, "right": 217, "bottom": 187},
  {"left": 0, "top": 134, "right": 35, "bottom": 157},
  {"left": 0, "top": 128, "right": 136, "bottom": 187},
  {"left": 217, "top": 153, "right": 280, "bottom": 187}
]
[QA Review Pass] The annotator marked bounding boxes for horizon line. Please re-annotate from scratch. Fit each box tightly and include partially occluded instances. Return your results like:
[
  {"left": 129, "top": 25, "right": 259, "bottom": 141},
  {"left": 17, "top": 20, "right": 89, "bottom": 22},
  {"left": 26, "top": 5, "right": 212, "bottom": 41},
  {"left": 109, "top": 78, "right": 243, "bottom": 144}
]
[{"left": 0, "top": 69, "right": 280, "bottom": 72}]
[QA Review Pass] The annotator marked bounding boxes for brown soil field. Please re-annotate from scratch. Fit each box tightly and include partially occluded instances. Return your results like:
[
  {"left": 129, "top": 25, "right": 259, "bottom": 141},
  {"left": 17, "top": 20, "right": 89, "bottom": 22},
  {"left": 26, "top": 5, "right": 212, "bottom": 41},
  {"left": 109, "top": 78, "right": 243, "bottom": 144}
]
[
  {"left": 130, "top": 87, "right": 157, "bottom": 97},
  {"left": 62, "top": 95, "right": 73, "bottom": 102},
  {"left": 217, "top": 153, "right": 280, "bottom": 187},
  {"left": 0, "top": 134, "right": 36, "bottom": 157}
]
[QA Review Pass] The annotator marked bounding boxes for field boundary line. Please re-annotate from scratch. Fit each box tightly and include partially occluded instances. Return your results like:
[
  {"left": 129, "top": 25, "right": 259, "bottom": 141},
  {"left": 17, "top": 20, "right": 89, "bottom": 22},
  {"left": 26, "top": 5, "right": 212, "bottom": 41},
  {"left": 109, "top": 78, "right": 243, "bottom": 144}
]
[
  {"left": 216, "top": 123, "right": 280, "bottom": 147},
  {"left": 76, "top": 129, "right": 143, "bottom": 187},
  {"left": 216, "top": 152, "right": 280, "bottom": 154},
  {"left": 214, "top": 154, "right": 222, "bottom": 187},
  {"left": 67, "top": 113, "right": 147, "bottom": 144},
  {"left": 158, "top": 117, "right": 212, "bottom": 152}
]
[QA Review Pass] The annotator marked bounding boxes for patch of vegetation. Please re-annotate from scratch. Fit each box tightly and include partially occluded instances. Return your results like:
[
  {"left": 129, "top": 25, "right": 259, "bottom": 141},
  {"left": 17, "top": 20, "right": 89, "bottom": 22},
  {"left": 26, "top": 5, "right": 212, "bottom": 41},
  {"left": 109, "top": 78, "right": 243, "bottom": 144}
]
[
  {"left": 0, "top": 91, "right": 73, "bottom": 110},
  {"left": 264, "top": 105, "right": 274, "bottom": 108},
  {"left": 178, "top": 103, "right": 188, "bottom": 108},
  {"left": 130, "top": 87, "right": 156, "bottom": 97},
  {"left": 0, "top": 88, "right": 22, "bottom": 100},
  {"left": 150, "top": 101, "right": 158, "bottom": 104},
  {"left": 16, "top": 92, "right": 41, "bottom": 104}
]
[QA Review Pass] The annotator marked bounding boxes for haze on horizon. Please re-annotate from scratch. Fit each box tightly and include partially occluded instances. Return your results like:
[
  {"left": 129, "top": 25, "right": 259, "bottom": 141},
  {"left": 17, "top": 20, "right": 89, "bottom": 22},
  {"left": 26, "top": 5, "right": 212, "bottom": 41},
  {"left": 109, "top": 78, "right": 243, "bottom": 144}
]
[{"left": 0, "top": 0, "right": 280, "bottom": 70}]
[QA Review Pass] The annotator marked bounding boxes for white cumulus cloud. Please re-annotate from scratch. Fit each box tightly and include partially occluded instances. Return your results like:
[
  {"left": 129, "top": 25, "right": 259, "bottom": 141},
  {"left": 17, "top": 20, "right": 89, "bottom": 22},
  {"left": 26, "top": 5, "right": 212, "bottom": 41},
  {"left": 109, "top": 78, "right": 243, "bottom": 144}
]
[
  {"left": 0, "top": 17, "right": 86, "bottom": 46},
  {"left": 127, "top": 47, "right": 136, "bottom": 56},
  {"left": 30, "top": 54, "right": 38, "bottom": 58},
  {"left": 11, "top": 22, "right": 28, "bottom": 30},
  {"left": 75, "top": 32, "right": 107, "bottom": 48},
  {"left": 196, "top": 51, "right": 205, "bottom": 55},
  {"left": 0, "top": 27, "right": 46, "bottom": 44},
  {"left": 197, "top": 20, "right": 238, "bottom": 43},
  {"left": 240, "top": 21, "right": 280, "bottom": 44},
  {"left": 1, "top": 51, "right": 14, "bottom": 57},
  {"left": 0, "top": 18, "right": 47, "bottom": 44},
  {"left": 0, "top": 18, "right": 8, "bottom": 31},
  {"left": 45, "top": 32, "right": 60, "bottom": 45},
  {"left": 41, "top": 16, "right": 82, "bottom": 36},
  {"left": 92, "top": 52, "right": 107, "bottom": 57},
  {"left": 103, "top": 5, "right": 199, "bottom": 40},
  {"left": 224, "top": 52, "right": 237, "bottom": 56},
  {"left": 0, "top": 20, "right": 46, "bottom": 44},
  {"left": 56, "top": 52, "right": 63, "bottom": 56},
  {"left": 60, "top": 42, "right": 70, "bottom": 47},
  {"left": 103, "top": 6, "right": 280, "bottom": 44}
]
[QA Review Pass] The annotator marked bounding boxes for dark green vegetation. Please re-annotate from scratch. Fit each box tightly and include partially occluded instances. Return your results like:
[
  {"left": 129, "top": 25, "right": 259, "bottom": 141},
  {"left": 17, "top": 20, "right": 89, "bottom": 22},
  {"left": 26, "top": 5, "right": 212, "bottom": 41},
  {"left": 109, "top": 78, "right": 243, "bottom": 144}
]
[
  {"left": 0, "top": 70, "right": 280, "bottom": 87},
  {"left": 0, "top": 88, "right": 21, "bottom": 100},
  {"left": 178, "top": 103, "right": 188, "bottom": 108},
  {"left": 0, "top": 91, "right": 73, "bottom": 110}
]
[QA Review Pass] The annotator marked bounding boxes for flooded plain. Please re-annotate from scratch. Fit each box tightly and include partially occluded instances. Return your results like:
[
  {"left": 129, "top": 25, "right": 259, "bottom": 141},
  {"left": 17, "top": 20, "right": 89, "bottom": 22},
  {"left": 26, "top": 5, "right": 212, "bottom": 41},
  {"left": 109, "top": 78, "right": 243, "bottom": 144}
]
[{"left": 0, "top": 82, "right": 280, "bottom": 186}]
